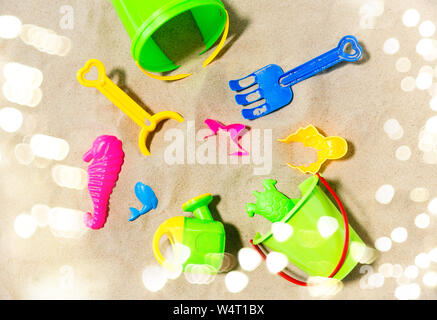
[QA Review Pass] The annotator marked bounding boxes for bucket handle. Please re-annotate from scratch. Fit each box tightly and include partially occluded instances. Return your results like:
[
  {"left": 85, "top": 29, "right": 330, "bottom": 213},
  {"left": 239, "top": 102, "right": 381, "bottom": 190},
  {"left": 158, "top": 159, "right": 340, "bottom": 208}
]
[{"left": 250, "top": 172, "right": 350, "bottom": 286}]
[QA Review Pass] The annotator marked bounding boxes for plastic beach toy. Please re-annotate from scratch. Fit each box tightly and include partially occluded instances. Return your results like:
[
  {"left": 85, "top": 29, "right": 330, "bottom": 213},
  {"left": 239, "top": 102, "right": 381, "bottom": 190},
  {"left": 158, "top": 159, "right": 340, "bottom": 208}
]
[
  {"left": 247, "top": 175, "right": 365, "bottom": 285},
  {"left": 278, "top": 125, "right": 348, "bottom": 174},
  {"left": 229, "top": 35, "right": 363, "bottom": 120},
  {"left": 83, "top": 135, "right": 125, "bottom": 230},
  {"left": 129, "top": 182, "right": 158, "bottom": 221},
  {"left": 110, "top": 0, "right": 229, "bottom": 80},
  {"left": 153, "top": 194, "right": 225, "bottom": 273},
  {"left": 77, "top": 59, "right": 184, "bottom": 156},
  {"left": 203, "top": 119, "right": 248, "bottom": 156}
]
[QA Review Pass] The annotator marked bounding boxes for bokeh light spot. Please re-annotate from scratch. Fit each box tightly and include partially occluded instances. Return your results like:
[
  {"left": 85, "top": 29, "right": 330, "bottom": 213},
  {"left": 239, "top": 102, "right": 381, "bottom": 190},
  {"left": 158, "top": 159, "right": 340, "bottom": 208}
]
[
  {"left": 395, "top": 57, "right": 411, "bottom": 73},
  {"left": 384, "top": 119, "right": 404, "bottom": 139},
  {"left": 425, "top": 116, "right": 437, "bottom": 134},
  {"left": 395, "top": 145, "right": 411, "bottom": 161},
  {"left": 375, "top": 237, "right": 392, "bottom": 252},
  {"left": 3, "top": 62, "right": 43, "bottom": 88},
  {"left": 0, "top": 107, "right": 23, "bottom": 133},
  {"left": 14, "top": 213, "right": 37, "bottom": 239},
  {"left": 47, "top": 207, "right": 87, "bottom": 239},
  {"left": 419, "top": 21, "right": 435, "bottom": 37},
  {"left": 184, "top": 264, "right": 217, "bottom": 285},
  {"left": 391, "top": 227, "right": 408, "bottom": 243},
  {"left": 0, "top": 15, "right": 22, "bottom": 39},
  {"left": 350, "top": 242, "right": 378, "bottom": 264},
  {"left": 14, "top": 143, "right": 35, "bottom": 165},
  {"left": 404, "top": 265, "right": 419, "bottom": 279},
  {"left": 422, "top": 271, "right": 437, "bottom": 287},
  {"left": 31, "top": 204, "right": 50, "bottom": 227},
  {"left": 395, "top": 283, "right": 421, "bottom": 300},
  {"left": 375, "top": 184, "right": 395, "bottom": 204},
  {"left": 225, "top": 271, "right": 249, "bottom": 293},
  {"left": 142, "top": 265, "right": 167, "bottom": 292},
  {"left": 383, "top": 38, "right": 400, "bottom": 55},
  {"left": 378, "top": 263, "right": 393, "bottom": 277},
  {"left": 402, "top": 9, "right": 420, "bottom": 27},
  {"left": 401, "top": 76, "right": 416, "bottom": 92},
  {"left": 427, "top": 197, "right": 437, "bottom": 214},
  {"left": 416, "top": 72, "right": 433, "bottom": 90},
  {"left": 429, "top": 96, "right": 437, "bottom": 110},
  {"left": 307, "top": 277, "right": 343, "bottom": 298},
  {"left": 368, "top": 272, "right": 385, "bottom": 288},
  {"left": 30, "top": 134, "right": 70, "bottom": 161},
  {"left": 266, "top": 251, "right": 288, "bottom": 273},
  {"left": 317, "top": 216, "right": 338, "bottom": 238},
  {"left": 410, "top": 187, "right": 429, "bottom": 202},
  {"left": 238, "top": 247, "right": 262, "bottom": 272},
  {"left": 415, "top": 213, "right": 430, "bottom": 229},
  {"left": 272, "top": 222, "right": 293, "bottom": 242},
  {"left": 416, "top": 38, "right": 433, "bottom": 56},
  {"left": 51, "top": 164, "right": 87, "bottom": 190},
  {"left": 415, "top": 252, "right": 431, "bottom": 269}
]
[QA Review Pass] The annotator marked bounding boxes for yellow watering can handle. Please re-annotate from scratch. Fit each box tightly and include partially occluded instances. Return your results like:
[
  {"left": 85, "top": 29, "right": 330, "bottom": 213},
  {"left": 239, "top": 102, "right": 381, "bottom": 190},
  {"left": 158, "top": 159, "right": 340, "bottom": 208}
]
[
  {"left": 138, "top": 10, "right": 230, "bottom": 81},
  {"left": 250, "top": 173, "right": 350, "bottom": 287},
  {"left": 152, "top": 216, "right": 185, "bottom": 271}
]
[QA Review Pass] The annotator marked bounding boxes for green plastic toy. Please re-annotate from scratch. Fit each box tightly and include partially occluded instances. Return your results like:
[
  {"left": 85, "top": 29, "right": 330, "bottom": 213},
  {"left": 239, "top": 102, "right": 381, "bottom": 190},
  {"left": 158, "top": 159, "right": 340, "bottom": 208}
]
[
  {"left": 247, "top": 175, "right": 365, "bottom": 281},
  {"left": 110, "top": 0, "right": 228, "bottom": 74},
  {"left": 246, "top": 179, "right": 297, "bottom": 222},
  {"left": 153, "top": 193, "right": 225, "bottom": 273}
]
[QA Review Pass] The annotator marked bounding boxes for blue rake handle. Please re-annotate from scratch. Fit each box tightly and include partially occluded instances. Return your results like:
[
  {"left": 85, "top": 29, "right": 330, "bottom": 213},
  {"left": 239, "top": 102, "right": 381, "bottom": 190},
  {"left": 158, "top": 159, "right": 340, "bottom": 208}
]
[{"left": 278, "top": 35, "right": 363, "bottom": 87}]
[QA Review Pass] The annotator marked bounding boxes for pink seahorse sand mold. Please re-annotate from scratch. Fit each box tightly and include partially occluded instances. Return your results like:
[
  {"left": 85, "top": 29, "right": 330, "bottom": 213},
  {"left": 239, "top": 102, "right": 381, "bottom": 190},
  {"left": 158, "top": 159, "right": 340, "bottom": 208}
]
[{"left": 83, "top": 135, "right": 125, "bottom": 230}]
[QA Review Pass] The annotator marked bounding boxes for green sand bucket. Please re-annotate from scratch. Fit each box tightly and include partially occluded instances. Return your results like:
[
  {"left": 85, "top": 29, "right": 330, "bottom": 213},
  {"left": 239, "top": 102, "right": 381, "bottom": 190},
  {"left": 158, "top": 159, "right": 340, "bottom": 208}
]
[
  {"left": 247, "top": 175, "right": 365, "bottom": 283},
  {"left": 110, "top": 0, "right": 228, "bottom": 73}
]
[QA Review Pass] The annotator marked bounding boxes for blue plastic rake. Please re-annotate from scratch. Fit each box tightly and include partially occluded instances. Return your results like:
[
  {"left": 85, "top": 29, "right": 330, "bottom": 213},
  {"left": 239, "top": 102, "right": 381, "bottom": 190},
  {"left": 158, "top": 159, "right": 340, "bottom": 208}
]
[{"left": 228, "top": 35, "right": 363, "bottom": 120}]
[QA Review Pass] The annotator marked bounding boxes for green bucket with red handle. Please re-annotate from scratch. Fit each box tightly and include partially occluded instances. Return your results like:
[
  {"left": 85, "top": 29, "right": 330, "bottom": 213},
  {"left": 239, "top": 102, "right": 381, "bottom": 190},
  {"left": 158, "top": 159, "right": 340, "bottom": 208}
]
[{"left": 247, "top": 175, "right": 366, "bottom": 282}]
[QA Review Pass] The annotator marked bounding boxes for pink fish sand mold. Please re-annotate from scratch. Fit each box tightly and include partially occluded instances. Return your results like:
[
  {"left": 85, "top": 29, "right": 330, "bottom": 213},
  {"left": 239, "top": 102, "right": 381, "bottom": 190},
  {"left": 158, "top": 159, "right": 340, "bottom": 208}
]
[
  {"left": 203, "top": 119, "right": 249, "bottom": 156},
  {"left": 83, "top": 135, "right": 125, "bottom": 230}
]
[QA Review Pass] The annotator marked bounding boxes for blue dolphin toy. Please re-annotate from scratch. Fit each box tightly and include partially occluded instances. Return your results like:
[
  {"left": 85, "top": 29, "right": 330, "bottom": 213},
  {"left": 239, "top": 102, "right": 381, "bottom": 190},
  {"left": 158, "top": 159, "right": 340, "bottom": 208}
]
[{"left": 129, "top": 182, "right": 158, "bottom": 221}]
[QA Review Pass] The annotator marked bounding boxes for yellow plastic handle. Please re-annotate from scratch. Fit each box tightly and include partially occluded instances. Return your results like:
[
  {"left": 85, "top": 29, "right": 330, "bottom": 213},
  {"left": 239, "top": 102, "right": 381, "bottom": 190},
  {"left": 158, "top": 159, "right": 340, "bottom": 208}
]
[
  {"left": 152, "top": 216, "right": 185, "bottom": 271},
  {"left": 77, "top": 59, "right": 185, "bottom": 157},
  {"left": 76, "top": 59, "right": 106, "bottom": 87},
  {"left": 202, "top": 10, "right": 230, "bottom": 68},
  {"left": 77, "top": 59, "right": 153, "bottom": 127},
  {"left": 138, "top": 111, "right": 184, "bottom": 156}
]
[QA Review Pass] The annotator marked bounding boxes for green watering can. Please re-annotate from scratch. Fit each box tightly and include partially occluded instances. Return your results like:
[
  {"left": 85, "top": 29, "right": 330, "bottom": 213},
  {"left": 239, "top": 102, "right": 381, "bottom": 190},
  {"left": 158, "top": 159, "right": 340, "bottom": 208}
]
[
  {"left": 247, "top": 174, "right": 365, "bottom": 285},
  {"left": 153, "top": 193, "right": 225, "bottom": 273}
]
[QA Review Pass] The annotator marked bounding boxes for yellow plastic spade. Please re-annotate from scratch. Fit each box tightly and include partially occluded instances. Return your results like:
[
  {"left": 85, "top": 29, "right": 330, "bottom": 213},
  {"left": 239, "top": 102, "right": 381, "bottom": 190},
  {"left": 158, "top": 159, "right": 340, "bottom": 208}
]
[
  {"left": 77, "top": 59, "right": 184, "bottom": 156},
  {"left": 278, "top": 125, "right": 347, "bottom": 174}
]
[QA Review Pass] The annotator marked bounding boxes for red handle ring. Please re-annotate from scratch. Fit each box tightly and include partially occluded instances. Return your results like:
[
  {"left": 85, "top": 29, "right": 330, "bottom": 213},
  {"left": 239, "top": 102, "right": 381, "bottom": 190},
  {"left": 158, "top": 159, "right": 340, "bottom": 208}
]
[{"left": 250, "top": 173, "right": 350, "bottom": 286}]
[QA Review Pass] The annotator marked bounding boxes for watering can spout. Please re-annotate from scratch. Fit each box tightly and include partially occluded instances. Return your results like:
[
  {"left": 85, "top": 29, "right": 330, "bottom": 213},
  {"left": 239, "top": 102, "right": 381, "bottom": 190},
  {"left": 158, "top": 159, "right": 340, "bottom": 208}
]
[{"left": 182, "top": 193, "right": 214, "bottom": 221}]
